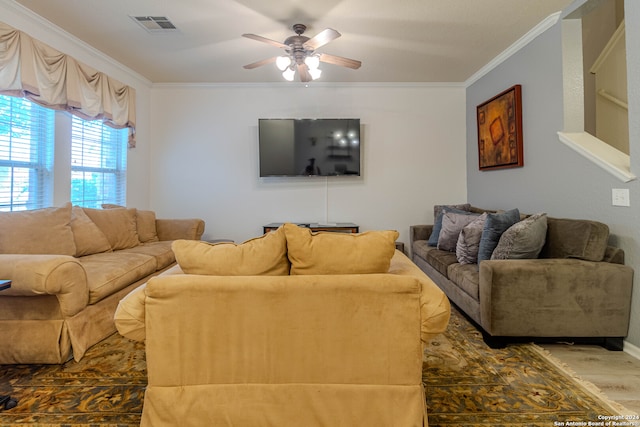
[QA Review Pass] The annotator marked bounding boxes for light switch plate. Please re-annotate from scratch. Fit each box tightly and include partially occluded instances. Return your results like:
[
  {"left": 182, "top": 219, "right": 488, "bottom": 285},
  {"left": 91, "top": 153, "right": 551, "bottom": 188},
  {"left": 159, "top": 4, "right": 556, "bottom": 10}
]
[{"left": 612, "top": 188, "right": 630, "bottom": 207}]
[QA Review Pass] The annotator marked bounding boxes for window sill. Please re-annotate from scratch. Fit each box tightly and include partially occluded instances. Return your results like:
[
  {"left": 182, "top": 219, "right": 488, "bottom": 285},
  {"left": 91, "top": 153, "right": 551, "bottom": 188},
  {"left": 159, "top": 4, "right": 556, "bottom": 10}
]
[{"left": 557, "top": 131, "right": 636, "bottom": 183}]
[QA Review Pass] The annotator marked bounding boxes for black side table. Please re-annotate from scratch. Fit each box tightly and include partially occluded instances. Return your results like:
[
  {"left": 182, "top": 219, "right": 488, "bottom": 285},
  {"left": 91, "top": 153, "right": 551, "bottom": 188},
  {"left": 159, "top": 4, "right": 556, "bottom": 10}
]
[{"left": 0, "top": 280, "right": 18, "bottom": 411}]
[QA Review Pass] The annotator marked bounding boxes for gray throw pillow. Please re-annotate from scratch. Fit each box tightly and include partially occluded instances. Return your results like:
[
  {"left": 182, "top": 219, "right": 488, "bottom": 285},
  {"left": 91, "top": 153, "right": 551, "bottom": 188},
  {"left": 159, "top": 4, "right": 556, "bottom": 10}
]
[
  {"left": 491, "top": 213, "right": 548, "bottom": 259},
  {"left": 456, "top": 212, "right": 488, "bottom": 264},
  {"left": 437, "top": 211, "right": 480, "bottom": 252},
  {"left": 477, "top": 208, "right": 520, "bottom": 263},
  {"left": 427, "top": 204, "right": 472, "bottom": 246}
]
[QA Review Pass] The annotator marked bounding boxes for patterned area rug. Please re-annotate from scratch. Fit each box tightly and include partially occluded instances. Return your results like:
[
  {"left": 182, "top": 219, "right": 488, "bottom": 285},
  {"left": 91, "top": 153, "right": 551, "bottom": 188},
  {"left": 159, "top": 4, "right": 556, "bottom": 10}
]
[{"left": 0, "top": 306, "right": 624, "bottom": 426}]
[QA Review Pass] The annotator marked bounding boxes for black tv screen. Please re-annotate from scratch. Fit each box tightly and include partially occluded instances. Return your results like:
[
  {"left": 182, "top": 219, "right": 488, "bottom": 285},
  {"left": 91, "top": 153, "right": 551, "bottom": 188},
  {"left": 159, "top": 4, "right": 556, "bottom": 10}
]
[{"left": 259, "top": 118, "right": 361, "bottom": 177}]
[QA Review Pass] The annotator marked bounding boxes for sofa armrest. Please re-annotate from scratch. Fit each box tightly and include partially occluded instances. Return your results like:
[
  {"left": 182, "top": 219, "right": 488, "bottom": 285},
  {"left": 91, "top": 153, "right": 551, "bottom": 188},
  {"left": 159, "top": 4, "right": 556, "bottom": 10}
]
[
  {"left": 410, "top": 225, "right": 432, "bottom": 248},
  {"left": 479, "top": 259, "right": 633, "bottom": 337},
  {"left": 114, "top": 283, "right": 147, "bottom": 341},
  {"left": 0, "top": 254, "right": 88, "bottom": 317},
  {"left": 156, "top": 218, "right": 205, "bottom": 241}
]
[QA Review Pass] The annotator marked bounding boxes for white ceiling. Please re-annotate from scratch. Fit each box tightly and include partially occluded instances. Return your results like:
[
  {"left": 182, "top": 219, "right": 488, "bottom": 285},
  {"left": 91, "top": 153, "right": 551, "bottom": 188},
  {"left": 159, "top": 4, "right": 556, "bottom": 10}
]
[{"left": 13, "top": 0, "right": 574, "bottom": 84}]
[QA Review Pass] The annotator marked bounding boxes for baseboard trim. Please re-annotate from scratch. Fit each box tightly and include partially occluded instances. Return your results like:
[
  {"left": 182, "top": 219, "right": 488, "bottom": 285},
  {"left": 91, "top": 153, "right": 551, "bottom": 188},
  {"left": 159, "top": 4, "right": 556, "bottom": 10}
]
[{"left": 624, "top": 340, "right": 640, "bottom": 360}]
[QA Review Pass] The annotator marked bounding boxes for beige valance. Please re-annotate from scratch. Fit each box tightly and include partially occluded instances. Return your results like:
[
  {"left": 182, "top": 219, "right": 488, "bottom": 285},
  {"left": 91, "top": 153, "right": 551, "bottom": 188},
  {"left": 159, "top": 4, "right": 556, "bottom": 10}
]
[{"left": 0, "top": 22, "right": 136, "bottom": 147}]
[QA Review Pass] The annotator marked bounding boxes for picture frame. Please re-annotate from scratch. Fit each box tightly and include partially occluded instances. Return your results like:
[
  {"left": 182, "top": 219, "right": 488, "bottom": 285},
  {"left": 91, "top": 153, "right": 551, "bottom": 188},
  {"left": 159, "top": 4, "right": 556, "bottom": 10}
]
[{"left": 476, "top": 84, "right": 523, "bottom": 171}]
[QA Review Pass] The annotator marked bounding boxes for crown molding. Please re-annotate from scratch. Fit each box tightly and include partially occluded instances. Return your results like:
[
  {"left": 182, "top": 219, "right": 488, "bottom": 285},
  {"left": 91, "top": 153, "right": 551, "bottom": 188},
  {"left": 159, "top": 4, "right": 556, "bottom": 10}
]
[
  {"left": 152, "top": 81, "right": 466, "bottom": 89},
  {"left": 465, "top": 11, "right": 562, "bottom": 87}
]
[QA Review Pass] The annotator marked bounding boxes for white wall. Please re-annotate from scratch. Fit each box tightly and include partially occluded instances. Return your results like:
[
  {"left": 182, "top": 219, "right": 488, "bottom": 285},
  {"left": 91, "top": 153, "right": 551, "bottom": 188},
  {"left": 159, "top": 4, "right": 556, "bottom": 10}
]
[{"left": 149, "top": 84, "right": 467, "bottom": 244}]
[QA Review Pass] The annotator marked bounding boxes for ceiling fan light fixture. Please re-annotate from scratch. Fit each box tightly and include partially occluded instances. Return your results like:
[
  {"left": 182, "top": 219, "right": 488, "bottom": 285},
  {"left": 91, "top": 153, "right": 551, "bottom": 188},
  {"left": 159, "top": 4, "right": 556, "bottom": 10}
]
[
  {"left": 282, "top": 67, "right": 296, "bottom": 81},
  {"left": 276, "top": 56, "right": 292, "bottom": 71},
  {"left": 309, "top": 68, "right": 322, "bottom": 80},
  {"left": 304, "top": 55, "right": 320, "bottom": 70}
]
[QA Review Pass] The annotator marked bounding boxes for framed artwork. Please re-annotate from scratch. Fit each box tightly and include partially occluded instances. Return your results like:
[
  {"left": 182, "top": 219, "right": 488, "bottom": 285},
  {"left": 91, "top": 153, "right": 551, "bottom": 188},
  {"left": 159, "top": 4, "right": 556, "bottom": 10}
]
[{"left": 477, "top": 84, "right": 523, "bottom": 171}]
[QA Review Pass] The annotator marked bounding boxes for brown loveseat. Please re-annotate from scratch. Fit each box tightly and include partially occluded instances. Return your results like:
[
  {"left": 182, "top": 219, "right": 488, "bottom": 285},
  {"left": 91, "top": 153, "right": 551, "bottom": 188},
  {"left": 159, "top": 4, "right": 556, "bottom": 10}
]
[
  {"left": 0, "top": 203, "right": 204, "bottom": 364},
  {"left": 115, "top": 224, "right": 451, "bottom": 426},
  {"left": 410, "top": 204, "right": 634, "bottom": 350}
]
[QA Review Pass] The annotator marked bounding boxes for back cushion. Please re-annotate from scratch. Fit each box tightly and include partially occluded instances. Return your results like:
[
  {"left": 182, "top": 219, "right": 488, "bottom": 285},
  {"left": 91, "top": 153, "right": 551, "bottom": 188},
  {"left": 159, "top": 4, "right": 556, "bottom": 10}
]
[
  {"left": 136, "top": 210, "right": 159, "bottom": 243},
  {"left": 0, "top": 203, "right": 76, "bottom": 255},
  {"left": 539, "top": 217, "right": 609, "bottom": 261},
  {"left": 70, "top": 206, "right": 112, "bottom": 256},
  {"left": 83, "top": 208, "right": 140, "bottom": 250},
  {"left": 172, "top": 226, "right": 289, "bottom": 275},
  {"left": 102, "top": 204, "right": 159, "bottom": 243},
  {"left": 284, "top": 222, "right": 399, "bottom": 275}
]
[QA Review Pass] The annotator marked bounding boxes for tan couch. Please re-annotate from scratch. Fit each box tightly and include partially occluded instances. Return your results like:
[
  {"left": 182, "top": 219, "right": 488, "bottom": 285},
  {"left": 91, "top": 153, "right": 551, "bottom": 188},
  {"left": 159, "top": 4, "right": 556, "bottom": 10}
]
[
  {"left": 115, "top": 224, "right": 451, "bottom": 427},
  {"left": 0, "top": 203, "right": 204, "bottom": 364}
]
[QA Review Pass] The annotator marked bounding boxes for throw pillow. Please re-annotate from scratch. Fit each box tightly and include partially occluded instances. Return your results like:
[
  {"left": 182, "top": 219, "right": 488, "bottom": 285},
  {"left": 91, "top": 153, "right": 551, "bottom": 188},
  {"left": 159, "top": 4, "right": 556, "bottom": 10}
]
[
  {"left": 284, "top": 222, "right": 398, "bottom": 275},
  {"left": 477, "top": 208, "right": 520, "bottom": 263},
  {"left": 172, "top": 226, "right": 290, "bottom": 275},
  {"left": 0, "top": 202, "right": 76, "bottom": 255},
  {"left": 427, "top": 204, "right": 472, "bottom": 246},
  {"left": 83, "top": 207, "right": 140, "bottom": 250},
  {"left": 456, "top": 212, "right": 488, "bottom": 264},
  {"left": 437, "top": 211, "right": 480, "bottom": 252},
  {"left": 70, "top": 206, "right": 112, "bottom": 256},
  {"left": 492, "top": 213, "right": 548, "bottom": 260}
]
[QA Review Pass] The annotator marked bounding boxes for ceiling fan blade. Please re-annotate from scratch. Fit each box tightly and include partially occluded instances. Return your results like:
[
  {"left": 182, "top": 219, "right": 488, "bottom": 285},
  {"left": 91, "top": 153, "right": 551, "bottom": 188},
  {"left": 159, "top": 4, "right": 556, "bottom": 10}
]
[
  {"left": 243, "top": 57, "right": 277, "bottom": 69},
  {"left": 319, "top": 53, "right": 362, "bottom": 70},
  {"left": 303, "top": 28, "right": 341, "bottom": 50},
  {"left": 242, "top": 33, "right": 289, "bottom": 49},
  {"left": 297, "top": 63, "right": 312, "bottom": 82}
]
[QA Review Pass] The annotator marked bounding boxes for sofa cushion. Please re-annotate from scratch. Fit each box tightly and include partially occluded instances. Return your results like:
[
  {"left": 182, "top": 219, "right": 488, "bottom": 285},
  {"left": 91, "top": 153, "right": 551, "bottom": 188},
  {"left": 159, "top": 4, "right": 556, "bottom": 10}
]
[
  {"left": 284, "top": 223, "right": 398, "bottom": 275},
  {"left": 437, "top": 211, "right": 480, "bottom": 252},
  {"left": 118, "top": 241, "right": 175, "bottom": 271},
  {"left": 424, "top": 248, "right": 459, "bottom": 279},
  {"left": 539, "top": 217, "right": 609, "bottom": 261},
  {"left": 456, "top": 213, "right": 488, "bottom": 264},
  {"left": 427, "top": 204, "right": 471, "bottom": 246},
  {"left": 102, "top": 204, "right": 159, "bottom": 243},
  {"left": 78, "top": 252, "right": 157, "bottom": 304},
  {"left": 83, "top": 207, "right": 140, "bottom": 250},
  {"left": 492, "top": 213, "right": 548, "bottom": 260},
  {"left": 70, "top": 206, "right": 112, "bottom": 257},
  {"left": 172, "top": 227, "right": 289, "bottom": 275},
  {"left": 477, "top": 208, "right": 520, "bottom": 263},
  {"left": 0, "top": 203, "right": 76, "bottom": 255},
  {"left": 447, "top": 263, "right": 480, "bottom": 301}
]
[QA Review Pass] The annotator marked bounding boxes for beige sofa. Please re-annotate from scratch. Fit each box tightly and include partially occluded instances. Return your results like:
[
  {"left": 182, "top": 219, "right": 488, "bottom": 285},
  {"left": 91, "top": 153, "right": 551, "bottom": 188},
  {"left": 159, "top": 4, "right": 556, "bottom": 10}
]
[
  {"left": 115, "top": 223, "right": 451, "bottom": 427},
  {"left": 411, "top": 204, "right": 634, "bottom": 350},
  {"left": 0, "top": 203, "right": 204, "bottom": 364}
]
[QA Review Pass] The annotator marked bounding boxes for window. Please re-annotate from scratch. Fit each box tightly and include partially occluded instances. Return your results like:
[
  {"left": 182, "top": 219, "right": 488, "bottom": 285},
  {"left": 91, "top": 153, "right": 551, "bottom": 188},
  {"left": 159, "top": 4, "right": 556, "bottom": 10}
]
[
  {"left": 0, "top": 95, "right": 54, "bottom": 212},
  {"left": 70, "top": 116, "right": 127, "bottom": 208}
]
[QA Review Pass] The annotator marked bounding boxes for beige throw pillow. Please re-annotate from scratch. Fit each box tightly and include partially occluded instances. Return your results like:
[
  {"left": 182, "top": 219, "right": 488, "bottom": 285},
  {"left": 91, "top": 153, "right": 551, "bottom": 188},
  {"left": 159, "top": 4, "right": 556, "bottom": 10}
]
[
  {"left": 172, "top": 227, "right": 290, "bottom": 275},
  {"left": 284, "top": 222, "right": 399, "bottom": 275},
  {"left": 491, "top": 213, "right": 548, "bottom": 260},
  {"left": 0, "top": 202, "right": 76, "bottom": 255},
  {"left": 83, "top": 207, "right": 140, "bottom": 250},
  {"left": 70, "top": 206, "right": 112, "bottom": 256}
]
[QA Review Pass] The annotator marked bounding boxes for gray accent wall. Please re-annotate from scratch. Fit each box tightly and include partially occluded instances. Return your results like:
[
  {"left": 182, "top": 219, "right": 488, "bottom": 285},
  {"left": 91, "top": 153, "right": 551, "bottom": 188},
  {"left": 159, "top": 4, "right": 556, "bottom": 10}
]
[{"left": 466, "top": 0, "right": 640, "bottom": 349}]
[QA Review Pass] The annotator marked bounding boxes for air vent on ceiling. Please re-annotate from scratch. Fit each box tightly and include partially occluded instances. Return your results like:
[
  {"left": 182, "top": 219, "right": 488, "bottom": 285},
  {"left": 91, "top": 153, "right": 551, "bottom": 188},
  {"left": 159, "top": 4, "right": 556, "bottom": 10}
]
[{"left": 131, "top": 16, "right": 178, "bottom": 33}]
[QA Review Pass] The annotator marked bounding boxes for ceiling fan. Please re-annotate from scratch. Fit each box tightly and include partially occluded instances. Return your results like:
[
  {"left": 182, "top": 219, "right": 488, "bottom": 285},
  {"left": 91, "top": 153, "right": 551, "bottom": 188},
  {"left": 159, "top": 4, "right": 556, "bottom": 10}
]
[{"left": 242, "top": 24, "right": 362, "bottom": 82}]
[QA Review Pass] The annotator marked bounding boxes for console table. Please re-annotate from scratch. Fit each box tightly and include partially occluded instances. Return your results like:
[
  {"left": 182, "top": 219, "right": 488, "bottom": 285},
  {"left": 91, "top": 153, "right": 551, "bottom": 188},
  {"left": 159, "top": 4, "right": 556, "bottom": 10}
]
[
  {"left": 263, "top": 223, "right": 359, "bottom": 234},
  {"left": 0, "top": 280, "right": 18, "bottom": 411}
]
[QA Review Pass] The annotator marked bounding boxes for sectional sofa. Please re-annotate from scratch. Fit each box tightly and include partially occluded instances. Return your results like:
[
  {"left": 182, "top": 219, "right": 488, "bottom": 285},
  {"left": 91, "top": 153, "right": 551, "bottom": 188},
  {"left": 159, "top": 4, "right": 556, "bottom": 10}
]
[{"left": 0, "top": 203, "right": 204, "bottom": 364}]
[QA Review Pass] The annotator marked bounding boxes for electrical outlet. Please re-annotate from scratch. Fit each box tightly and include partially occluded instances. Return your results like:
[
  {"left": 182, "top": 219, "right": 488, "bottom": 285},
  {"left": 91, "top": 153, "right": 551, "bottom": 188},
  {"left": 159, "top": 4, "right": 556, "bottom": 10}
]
[{"left": 612, "top": 188, "right": 630, "bottom": 207}]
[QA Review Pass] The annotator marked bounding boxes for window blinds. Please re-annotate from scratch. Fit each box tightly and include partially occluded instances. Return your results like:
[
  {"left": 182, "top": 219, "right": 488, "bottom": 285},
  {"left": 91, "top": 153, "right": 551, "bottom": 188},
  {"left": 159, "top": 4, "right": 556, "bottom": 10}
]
[
  {"left": 0, "top": 95, "right": 54, "bottom": 211},
  {"left": 70, "top": 115, "right": 127, "bottom": 209}
]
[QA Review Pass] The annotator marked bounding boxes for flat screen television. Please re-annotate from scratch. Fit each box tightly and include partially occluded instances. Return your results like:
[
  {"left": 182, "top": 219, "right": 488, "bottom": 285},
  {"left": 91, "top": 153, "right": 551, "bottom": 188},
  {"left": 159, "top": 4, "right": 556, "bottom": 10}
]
[{"left": 258, "top": 118, "right": 361, "bottom": 177}]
